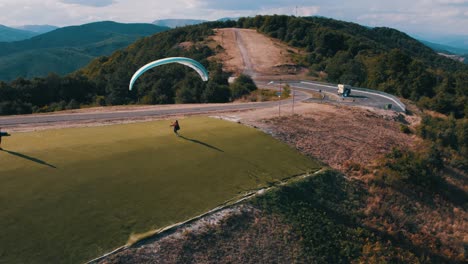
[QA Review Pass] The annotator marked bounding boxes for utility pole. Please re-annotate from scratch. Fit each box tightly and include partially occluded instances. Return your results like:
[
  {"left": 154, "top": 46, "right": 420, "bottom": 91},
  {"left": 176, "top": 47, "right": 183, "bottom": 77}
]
[
  {"left": 278, "top": 79, "right": 282, "bottom": 117},
  {"left": 292, "top": 88, "right": 295, "bottom": 114}
]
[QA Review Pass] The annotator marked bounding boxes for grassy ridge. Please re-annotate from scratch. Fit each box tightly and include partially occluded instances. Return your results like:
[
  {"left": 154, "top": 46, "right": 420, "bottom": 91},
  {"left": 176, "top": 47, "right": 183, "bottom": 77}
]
[{"left": 0, "top": 117, "right": 320, "bottom": 263}]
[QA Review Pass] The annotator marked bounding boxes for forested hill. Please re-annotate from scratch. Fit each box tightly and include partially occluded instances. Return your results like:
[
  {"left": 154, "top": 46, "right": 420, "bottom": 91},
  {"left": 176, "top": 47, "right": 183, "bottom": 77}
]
[
  {"left": 79, "top": 15, "right": 467, "bottom": 117},
  {"left": 77, "top": 24, "right": 231, "bottom": 106},
  {"left": 0, "top": 21, "right": 168, "bottom": 56},
  {"left": 0, "top": 21, "right": 169, "bottom": 81},
  {"left": 211, "top": 16, "right": 467, "bottom": 118},
  {"left": 0, "top": 25, "right": 37, "bottom": 42},
  {"left": 0, "top": 24, "right": 235, "bottom": 114}
]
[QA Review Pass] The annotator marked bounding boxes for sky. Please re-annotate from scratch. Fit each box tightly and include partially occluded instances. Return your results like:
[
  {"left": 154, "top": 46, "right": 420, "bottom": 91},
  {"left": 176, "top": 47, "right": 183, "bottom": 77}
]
[{"left": 1, "top": 0, "right": 468, "bottom": 39}]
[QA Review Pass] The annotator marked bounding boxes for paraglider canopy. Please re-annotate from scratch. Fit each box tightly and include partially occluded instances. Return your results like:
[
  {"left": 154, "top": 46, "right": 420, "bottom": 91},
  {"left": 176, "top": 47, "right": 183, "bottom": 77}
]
[{"left": 129, "top": 57, "right": 209, "bottom": 91}]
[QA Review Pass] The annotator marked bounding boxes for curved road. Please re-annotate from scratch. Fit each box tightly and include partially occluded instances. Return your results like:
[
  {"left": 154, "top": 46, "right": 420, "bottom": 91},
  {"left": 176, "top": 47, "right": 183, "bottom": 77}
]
[
  {"left": 286, "top": 81, "right": 405, "bottom": 112},
  {"left": 0, "top": 92, "right": 310, "bottom": 128},
  {"left": 0, "top": 81, "right": 404, "bottom": 128}
]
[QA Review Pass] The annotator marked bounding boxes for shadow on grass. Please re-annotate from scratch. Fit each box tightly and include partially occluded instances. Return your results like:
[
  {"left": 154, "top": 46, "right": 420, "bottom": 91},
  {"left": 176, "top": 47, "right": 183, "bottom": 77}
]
[
  {"left": 179, "top": 136, "right": 224, "bottom": 152},
  {"left": 1, "top": 149, "right": 57, "bottom": 168}
]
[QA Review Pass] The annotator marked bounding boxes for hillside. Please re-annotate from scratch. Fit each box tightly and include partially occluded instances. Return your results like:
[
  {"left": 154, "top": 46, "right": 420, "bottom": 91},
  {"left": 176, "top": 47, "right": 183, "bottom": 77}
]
[
  {"left": 83, "top": 15, "right": 468, "bottom": 116},
  {"left": 0, "top": 21, "right": 168, "bottom": 81},
  {"left": 0, "top": 25, "right": 37, "bottom": 42},
  {"left": 1, "top": 16, "right": 467, "bottom": 118},
  {"left": 0, "top": 15, "right": 466, "bottom": 263},
  {"left": 98, "top": 103, "right": 466, "bottom": 263},
  {"left": 0, "top": 48, "right": 94, "bottom": 81},
  {"left": 214, "top": 16, "right": 467, "bottom": 117}
]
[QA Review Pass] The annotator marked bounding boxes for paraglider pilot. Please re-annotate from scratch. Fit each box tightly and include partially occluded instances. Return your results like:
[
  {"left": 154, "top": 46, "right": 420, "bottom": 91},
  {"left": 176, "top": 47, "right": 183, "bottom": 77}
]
[
  {"left": 0, "top": 128, "right": 11, "bottom": 150},
  {"left": 170, "top": 120, "right": 180, "bottom": 136}
]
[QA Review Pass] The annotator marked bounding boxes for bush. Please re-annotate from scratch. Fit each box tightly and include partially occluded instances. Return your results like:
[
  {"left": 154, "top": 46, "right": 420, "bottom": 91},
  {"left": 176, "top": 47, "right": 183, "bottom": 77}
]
[
  {"left": 399, "top": 124, "right": 411, "bottom": 134},
  {"left": 230, "top": 74, "right": 257, "bottom": 100},
  {"left": 282, "top": 84, "right": 291, "bottom": 98},
  {"left": 377, "top": 147, "right": 444, "bottom": 189}
]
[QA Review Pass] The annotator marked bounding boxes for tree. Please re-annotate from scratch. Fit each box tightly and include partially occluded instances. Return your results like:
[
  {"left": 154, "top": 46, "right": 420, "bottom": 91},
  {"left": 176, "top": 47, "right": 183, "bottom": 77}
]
[
  {"left": 201, "top": 81, "right": 230, "bottom": 103},
  {"left": 230, "top": 74, "right": 257, "bottom": 100}
]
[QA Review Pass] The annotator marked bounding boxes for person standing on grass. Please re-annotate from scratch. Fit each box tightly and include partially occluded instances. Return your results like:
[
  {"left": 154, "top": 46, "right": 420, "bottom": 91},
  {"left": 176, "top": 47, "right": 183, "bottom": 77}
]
[{"left": 170, "top": 120, "right": 180, "bottom": 136}]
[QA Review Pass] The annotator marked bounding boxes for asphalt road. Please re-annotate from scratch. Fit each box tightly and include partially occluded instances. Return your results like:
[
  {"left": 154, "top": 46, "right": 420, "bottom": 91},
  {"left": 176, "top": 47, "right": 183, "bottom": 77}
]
[
  {"left": 286, "top": 81, "right": 406, "bottom": 112},
  {"left": 0, "top": 91, "right": 310, "bottom": 128},
  {"left": 0, "top": 82, "right": 404, "bottom": 128}
]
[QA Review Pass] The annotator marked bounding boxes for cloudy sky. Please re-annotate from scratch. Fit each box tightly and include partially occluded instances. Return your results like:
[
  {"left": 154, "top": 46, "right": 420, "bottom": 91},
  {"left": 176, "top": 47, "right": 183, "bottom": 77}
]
[{"left": 1, "top": 0, "right": 468, "bottom": 38}]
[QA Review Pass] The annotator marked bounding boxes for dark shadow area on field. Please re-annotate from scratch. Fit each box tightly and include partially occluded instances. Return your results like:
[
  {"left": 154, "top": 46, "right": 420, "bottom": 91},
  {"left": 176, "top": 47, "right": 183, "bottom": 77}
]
[
  {"left": 179, "top": 136, "right": 224, "bottom": 152},
  {"left": 1, "top": 149, "right": 57, "bottom": 168}
]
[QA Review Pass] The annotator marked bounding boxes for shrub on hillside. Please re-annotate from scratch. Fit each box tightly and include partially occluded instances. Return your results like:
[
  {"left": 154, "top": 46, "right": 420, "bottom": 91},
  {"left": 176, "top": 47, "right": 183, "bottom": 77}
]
[
  {"left": 230, "top": 74, "right": 257, "bottom": 100},
  {"left": 376, "top": 146, "right": 444, "bottom": 189}
]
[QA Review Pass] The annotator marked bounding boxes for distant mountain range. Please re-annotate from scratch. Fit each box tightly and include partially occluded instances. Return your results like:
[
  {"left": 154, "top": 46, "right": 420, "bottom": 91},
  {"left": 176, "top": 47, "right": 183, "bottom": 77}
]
[
  {"left": 421, "top": 40, "right": 468, "bottom": 55},
  {"left": 0, "top": 21, "right": 168, "bottom": 81},
  {"left": 152, "top": 18, "right": 239, "bottom": 28},
  {"left": 420, "top": 40, "right": 468, "bottom": 64},
  {"left": 0, "top": 25, "right": 59, "bottom": 42},
  {"left": 16, "top": 25, "right": 59, "bottom": 34},
  {"left": 152, "top": 19, "right": 207, "bottom": 28},
  {"left": 0, "top": 25, "right": 37, "bottom": 42}
]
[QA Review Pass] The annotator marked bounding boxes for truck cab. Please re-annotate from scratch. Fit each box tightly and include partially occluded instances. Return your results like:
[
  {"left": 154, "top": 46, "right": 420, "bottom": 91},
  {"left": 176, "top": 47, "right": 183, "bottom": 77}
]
[{"left": 337, "top": 84, "right": 351, "bottom": 97}]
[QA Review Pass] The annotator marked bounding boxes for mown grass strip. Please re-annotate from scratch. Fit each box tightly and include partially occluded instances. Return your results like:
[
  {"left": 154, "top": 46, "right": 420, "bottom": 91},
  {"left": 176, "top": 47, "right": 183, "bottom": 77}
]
[{"left": 0, "top": 117, "right": 320, "bottom": 263}]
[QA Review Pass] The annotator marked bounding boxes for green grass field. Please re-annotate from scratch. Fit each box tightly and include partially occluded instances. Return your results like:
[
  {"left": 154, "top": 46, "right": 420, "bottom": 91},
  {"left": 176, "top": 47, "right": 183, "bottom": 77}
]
[{"left": 0, "top": 117, "right": 320, "bottom": 263}]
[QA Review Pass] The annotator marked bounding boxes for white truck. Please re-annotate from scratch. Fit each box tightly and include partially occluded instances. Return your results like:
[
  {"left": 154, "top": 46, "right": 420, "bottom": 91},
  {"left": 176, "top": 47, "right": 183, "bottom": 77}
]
[{"left": 337, "top": 84, "right": 351, "bottom": 97}]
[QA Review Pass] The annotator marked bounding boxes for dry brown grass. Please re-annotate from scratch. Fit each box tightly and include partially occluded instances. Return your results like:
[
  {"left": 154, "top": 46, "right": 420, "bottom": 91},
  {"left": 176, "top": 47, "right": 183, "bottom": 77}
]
[
  {"left": 260, "top": 104, "right": 416, "bottom": 172},
  {"left": 99, "top": 205, "right": 303, "bottom": 264},
  {"left": 253, "top": 106, "right": 466, "bottom": 262}
]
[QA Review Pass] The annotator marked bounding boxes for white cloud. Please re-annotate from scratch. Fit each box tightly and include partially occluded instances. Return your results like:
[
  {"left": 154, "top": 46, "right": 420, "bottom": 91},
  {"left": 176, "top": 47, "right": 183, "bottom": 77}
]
[
  {"left": 258, "top": 6, "right": 320, "bottom": 16},
  {"left": 437, "top": 0, "right": 468, "bottom": 4},
  {"left": 60, "top": 0, "right": 115, "bottom": 7}
]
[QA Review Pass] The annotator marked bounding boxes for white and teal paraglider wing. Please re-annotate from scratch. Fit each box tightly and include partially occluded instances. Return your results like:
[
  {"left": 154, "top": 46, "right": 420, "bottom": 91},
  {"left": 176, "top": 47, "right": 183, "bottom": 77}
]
[{"left": 129, "top": 57, "right": 209, "bottom": 90}]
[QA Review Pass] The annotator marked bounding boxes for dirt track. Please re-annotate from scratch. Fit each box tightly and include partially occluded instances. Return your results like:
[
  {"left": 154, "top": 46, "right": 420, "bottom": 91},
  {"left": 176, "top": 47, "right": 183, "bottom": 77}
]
[{"left": 212, "top": 28, "right": 301, "bottom": 77}]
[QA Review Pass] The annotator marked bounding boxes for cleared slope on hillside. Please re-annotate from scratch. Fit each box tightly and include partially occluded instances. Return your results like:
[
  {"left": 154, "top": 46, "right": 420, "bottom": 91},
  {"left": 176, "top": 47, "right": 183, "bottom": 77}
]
[{"left": 212, "top": 28, "right": 303, "bottom": 77}]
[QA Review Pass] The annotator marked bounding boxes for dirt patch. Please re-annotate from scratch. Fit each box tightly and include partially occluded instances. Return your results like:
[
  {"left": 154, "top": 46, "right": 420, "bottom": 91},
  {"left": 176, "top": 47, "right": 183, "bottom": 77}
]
[
  {"left": 177, "top": 41, "right": 194, "bottom": 50},
  {"left": 211, "top": 28, "right": 303, "bottom": 76}
]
